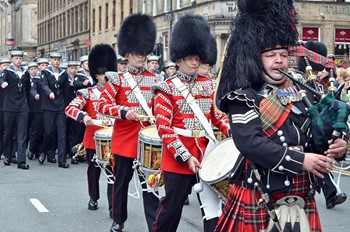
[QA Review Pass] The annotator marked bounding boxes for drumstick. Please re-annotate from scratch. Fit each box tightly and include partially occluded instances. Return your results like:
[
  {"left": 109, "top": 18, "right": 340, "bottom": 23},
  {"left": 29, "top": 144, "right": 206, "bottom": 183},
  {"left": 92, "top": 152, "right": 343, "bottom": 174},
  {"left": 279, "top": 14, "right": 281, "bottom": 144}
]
[
  {"left": 92, "top": 119, "right": 112, "bottom": 128},
  {"left": 137, "top": 115, "right": 155, "bottom": 121}
]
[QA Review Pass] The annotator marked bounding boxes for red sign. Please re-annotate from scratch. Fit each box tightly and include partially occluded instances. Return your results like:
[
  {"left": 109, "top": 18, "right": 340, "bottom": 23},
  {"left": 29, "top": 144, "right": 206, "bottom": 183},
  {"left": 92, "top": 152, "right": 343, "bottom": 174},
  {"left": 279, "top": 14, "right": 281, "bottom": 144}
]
[
  {"left": 302, "top": 27, "right": 319, "bottom": 41},
  {"left": 5, "top": 38, "right": 15, "bottom": 46},
  {"left": 335, "top": 29, "right": 350, "bottom": 43},
  {"left": 85, "top": 40, "right": 91, "bottom": 47}
]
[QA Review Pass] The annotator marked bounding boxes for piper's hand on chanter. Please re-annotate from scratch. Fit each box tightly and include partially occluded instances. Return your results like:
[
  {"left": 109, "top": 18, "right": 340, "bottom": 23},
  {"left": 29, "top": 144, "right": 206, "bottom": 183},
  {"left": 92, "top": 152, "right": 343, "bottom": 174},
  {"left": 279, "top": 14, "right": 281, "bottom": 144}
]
[
  {"left": 125, "top": 110, "right": 139, "bottom": 121},
  {"left": 187, "top": 156, "right": 202, "bottom": 174},
  {"left": 325, "top": 138, "right": 348, "bottom": 159},
  {"left": 302, "top": 153, "right": 335, "bottom": 179}
]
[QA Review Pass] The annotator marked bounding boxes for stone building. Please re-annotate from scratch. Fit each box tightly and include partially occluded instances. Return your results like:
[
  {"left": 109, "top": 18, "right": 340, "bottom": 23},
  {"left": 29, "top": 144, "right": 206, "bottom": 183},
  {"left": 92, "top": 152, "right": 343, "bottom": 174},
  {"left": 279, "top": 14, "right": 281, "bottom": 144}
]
[
  {"left": 295, "top": 0, "right": 350, "bottom": 60},
  {"left": 36, "top": 0, "right": 90, "bottom": 61},
  {"left": 1, "top": 0, "right": 37, "bottom": 60}
]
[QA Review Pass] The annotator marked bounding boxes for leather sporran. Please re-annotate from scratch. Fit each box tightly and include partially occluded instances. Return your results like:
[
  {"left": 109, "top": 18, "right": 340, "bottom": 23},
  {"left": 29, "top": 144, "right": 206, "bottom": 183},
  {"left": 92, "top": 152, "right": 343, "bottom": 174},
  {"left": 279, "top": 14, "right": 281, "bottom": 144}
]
[{"left": 266, "top": 196, "right": 310, "bottom": 232}]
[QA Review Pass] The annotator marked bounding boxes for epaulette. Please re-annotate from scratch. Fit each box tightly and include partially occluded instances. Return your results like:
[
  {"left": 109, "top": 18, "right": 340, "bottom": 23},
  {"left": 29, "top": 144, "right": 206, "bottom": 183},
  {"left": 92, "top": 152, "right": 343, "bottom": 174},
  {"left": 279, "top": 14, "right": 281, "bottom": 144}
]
[
  {"left": 105, "top": 71, "right": 120, "bottom": 86},
  {"left": 220, "top": 88, "right": 259, "bottom": 113},
  {"left": 76, "top": 88, "right": 89, "bottom": 99},
  {"left": 151, "top": 80, "right": 172, "bottom": 95}
]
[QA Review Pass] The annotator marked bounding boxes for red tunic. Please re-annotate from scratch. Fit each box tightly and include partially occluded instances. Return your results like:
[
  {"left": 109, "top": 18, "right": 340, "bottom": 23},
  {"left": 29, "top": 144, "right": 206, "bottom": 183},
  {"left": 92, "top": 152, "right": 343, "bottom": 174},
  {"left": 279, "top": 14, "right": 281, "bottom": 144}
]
[
  {"left": 65, "top": 85, "right": 104, "bottom": 150},
  {"left": 152, "top": 73, "right": 229, "bottom": 175},
  {"left": 97, "top": 69, "right": 156, "bottom": 158}
]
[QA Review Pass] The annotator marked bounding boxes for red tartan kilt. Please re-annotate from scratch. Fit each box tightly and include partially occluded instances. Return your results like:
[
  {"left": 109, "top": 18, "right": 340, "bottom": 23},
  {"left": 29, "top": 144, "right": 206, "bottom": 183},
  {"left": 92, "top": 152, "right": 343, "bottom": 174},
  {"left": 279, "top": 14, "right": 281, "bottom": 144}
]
[{"left": 214, "top": 184, "right": 322, "bottom": 232}]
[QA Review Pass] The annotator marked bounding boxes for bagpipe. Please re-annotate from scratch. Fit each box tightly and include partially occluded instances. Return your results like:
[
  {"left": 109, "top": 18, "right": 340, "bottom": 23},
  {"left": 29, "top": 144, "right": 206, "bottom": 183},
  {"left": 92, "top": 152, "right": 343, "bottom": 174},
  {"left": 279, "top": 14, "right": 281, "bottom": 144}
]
[{"left": 282, "top": 43, "right": 350, "bottom": 157}]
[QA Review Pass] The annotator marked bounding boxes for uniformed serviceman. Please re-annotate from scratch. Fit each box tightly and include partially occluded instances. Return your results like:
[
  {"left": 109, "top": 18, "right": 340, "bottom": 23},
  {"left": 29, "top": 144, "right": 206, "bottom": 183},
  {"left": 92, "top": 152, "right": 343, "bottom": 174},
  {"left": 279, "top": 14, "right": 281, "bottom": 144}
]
[
  {"left": 39, "top": 52, "right": 70, "bottom": 168},
  {"left": 0, "top": 50, "right": 30, "bottom": 169},
  {"left": 0, "top": 57, "right": 11, "bottom": 160},
  {"left": 97, "top": 13, "right": 160, "bottom": 232},
  {"left": 74, "top": 55, "right": 93, "bottom": 90}
]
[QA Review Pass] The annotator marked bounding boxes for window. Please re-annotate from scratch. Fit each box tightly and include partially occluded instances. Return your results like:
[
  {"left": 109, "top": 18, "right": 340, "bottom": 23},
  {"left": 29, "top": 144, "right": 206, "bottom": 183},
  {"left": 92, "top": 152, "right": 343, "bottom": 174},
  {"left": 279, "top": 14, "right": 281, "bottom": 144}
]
[
  {"left": 302, "top": 27, "right": 319, "bottom": 42},
  {"left": 113, "top": 0, "right": 116, "bottom": 28},
  {"left": 99, "top": 6, "right": 102, "bottom": 31},
  {"left": 75, "top": 7, "right": 79, "bottom": 33},
  {"left": 335, "top": 28, "right": 350, "bottom": 59},
  {"left": 106, "top": 3, "right": 109, "bottom": 30},
  {"left": 130, "top": 0, "right": 133, "bottom": 14},
  {"left": 152, "top": 0, "right": 157, "bottom": 16},
  {"left": 121, "top": 0, "right": 124, "bottom": 22},
  {"left": 80, "top": 5, "right": 83, "bottom": 32},
  {"left": 92, "top": 8, "right": 95, "bottom": 33}
]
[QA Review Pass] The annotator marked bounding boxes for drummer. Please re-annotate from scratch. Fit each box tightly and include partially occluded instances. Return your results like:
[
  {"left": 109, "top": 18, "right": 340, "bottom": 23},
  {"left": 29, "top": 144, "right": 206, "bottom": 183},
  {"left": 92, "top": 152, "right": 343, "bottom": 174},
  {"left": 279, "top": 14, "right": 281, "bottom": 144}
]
[
  {"left": 96, "top": 14, "right": 159, "bottom": 232},
  {"left": 151, "top": 15, "right": 229, "bottom": 232},
  {"left": 65, "top": 44, "right": 117, "bottom": 216}
]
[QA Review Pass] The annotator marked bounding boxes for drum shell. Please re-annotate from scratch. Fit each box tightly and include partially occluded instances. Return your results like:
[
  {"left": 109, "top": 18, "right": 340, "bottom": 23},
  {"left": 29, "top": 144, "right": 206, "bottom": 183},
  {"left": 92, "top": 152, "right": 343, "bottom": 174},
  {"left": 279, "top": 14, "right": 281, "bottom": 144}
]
[
  {"left": 94, "top": 127, "right": 113, "bottom": 165},
  {"left": 199, "top": 138, "right": 239, "bottom": 202},
  {"left": 138, "top": 125, "right": 163, "bottom": 171}
]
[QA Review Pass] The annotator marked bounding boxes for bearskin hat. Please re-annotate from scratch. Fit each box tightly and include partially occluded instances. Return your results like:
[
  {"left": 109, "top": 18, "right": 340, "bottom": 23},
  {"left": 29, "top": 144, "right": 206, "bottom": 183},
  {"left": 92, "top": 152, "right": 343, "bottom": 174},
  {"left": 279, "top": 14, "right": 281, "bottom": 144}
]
[
  {"left": 170, "top": 15, "right": 210, "bottom": 62},
  {"left": 203, "top": 34, "right": 218, "bottom": 66},
  {"left": 88, "top": 43, "right": 117, "bottom": 78},
  {"left": 118, "top": 14, "right": 156, "bottom": 57},
  {"left": 216, "top": 0, "right": 299, "bottom": 100},
  {"left": 298, "top": 41, "right": 327, "bottom": 72}
]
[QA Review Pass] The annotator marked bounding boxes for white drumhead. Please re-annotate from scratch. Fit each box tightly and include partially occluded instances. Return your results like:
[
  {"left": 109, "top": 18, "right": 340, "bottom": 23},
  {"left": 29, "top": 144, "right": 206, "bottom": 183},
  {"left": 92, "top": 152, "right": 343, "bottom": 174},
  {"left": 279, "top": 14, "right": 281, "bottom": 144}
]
[
  {"left": 95, "top": 127, "right": 113, "bottom": 139},
  {"left": 140, "top": 125, "right": 160, "bottom": 139},
  {"left": 199, "top": 138, "right": 240, "bottom": 183}
]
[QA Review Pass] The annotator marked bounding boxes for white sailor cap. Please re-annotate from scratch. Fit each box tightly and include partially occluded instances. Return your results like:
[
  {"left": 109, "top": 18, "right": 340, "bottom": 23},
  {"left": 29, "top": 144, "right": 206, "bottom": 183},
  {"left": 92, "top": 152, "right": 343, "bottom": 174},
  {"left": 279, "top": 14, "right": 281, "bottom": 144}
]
[
  {"left": 60, "top": 62, "right": 68, "bottom": 69},
  {"left": 9, "top": 50, "right": 24, "bottom": 57},
  {"left": 21, "top": 61, "right": 28, "bottom": 67},
  {"left": 117, "top": 55, "right": 128, "bottom": 64},
  {"left": 49, "top": 52, "right": 62, "bottom": 59},
  {"left": 37, "top": 58, "right": 50, "bottom": 65},
  {"left": 147, "top": 55, "right": 159, "bottom": 62},
  {"left": 79, "top": 55, "right": 88, "bottom": 64},
  {"left": 67, "top": 61, "right": 80, "bottom": 67},
  {"left": 27, "top": 62, "right": 38, "bottom": 68},
  {"left": 0, "top": 57, "right": 11, "bottom": 64},
  {"left": 165, "top": 61, "right": 176, "bottom": 68}
]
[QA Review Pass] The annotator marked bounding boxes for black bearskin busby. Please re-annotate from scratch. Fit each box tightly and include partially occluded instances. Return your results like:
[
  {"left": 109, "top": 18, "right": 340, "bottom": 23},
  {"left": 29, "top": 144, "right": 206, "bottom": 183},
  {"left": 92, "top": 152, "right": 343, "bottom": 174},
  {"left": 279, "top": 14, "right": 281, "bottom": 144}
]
[
  {"left": 118, "top": 14, "right": 156, "bottom": 57},
  {"left": 298, "top": 41, "right": 327, "bottom": 72},
  {"left": 88, "top": 43, "right": 117, "bottom": 78},
  {"left": 216, "top": 0, "right": 299, "bottom": 100},
  {"left": 203, "top": 34, "right": 218, "bottom": 66},
  {"left": 170, "top": 15, "right": 210, "bottom": 62}
]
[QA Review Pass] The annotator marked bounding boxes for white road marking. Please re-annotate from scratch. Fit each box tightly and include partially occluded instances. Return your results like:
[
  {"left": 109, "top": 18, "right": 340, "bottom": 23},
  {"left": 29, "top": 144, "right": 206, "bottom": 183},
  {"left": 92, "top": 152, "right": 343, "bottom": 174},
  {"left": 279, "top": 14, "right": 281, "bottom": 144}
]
[{"left": 29, "top": 198, "right": 49, "bottom": 213}]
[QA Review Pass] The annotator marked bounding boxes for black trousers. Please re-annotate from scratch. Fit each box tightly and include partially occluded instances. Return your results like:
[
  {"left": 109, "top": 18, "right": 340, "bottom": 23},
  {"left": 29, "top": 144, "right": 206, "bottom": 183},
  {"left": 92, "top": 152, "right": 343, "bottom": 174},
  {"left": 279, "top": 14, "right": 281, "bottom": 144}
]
[
  {"left": 42, "top": 110, "right": 66, "bottom": 163},
  {"left": 322, "top": 172, "right": 338, "bottom": 201},
  {"left": 3, "top": 111, "right": 28, "bottom": 164},
  {"left": 86, "top": 149, "right": 112, "bottom": 209},
  {"left": 152, "top": 172, "right": 195, "bottom": 232},
  {"left": 70, "top": 120, "right": 85, "bottom": 148},
  {"left": 112, "top": 155, "right": 159, "bottom": 232},
  {"left": 29, "top": 112, "right": 44, "bottom": 154},
  {"left": 0, "top": 111, "right": 3, "bottom": 156}
]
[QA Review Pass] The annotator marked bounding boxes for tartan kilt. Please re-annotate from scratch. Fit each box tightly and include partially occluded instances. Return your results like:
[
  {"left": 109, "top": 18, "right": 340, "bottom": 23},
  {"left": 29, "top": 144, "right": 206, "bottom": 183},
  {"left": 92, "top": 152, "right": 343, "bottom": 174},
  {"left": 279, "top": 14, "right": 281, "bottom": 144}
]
[{"left": 214, "top": 184, "right": 322, "bottom": 232}]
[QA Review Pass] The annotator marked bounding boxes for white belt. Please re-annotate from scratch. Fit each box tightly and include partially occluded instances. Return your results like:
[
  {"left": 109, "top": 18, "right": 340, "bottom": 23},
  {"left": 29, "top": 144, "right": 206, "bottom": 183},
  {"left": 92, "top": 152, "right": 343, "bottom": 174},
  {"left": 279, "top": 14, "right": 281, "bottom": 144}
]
[{"left": 173, "top": 127, "right": 206, "bottom": 138}]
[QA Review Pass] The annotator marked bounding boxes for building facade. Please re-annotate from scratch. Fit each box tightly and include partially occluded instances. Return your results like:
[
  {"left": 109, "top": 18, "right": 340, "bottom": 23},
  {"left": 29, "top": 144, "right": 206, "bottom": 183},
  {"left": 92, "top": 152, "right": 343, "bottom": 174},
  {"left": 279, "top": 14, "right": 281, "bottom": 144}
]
[
  {"left": 36, "top": 0, "right": 90, "bottom": 61},
  {"left": 295, "top": 0, "right": 350, "bottom": 60},
  {"left": 1, "top": 0, "right": 37, "bottom": 60}
]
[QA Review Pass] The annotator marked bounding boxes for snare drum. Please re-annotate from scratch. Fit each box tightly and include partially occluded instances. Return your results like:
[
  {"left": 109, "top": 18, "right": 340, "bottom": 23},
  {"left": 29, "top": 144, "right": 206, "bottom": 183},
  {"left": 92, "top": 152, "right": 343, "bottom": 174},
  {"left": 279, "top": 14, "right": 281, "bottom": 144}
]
[
  {"left": 138, "top": 126, "right": 163, "bottom": 171},
  {"left": 212, "top": 126, "right": 227, "bottom": 142},
  {"left": 94, "top": 127, "right": 113, "bottom": 166},
  {"left": 199, "top": 138, "right": 240, "bottom": 202}
]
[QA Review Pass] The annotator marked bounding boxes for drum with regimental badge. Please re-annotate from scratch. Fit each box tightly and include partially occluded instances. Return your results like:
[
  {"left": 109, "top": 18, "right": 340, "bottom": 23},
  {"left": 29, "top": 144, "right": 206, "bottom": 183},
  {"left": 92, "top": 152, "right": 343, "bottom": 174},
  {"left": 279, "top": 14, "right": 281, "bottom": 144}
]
[
  {"left": 138, "top": 125, "right": 163, "bottom": 171},
  {"left": 212, "top": 126, "right": 227, "bottom": 142},
  {"left": 199, "top": 138, "right": 240, "bottom": 202},
  {"left": 94, "top": 127, "right": 113, "bottom": 166}
]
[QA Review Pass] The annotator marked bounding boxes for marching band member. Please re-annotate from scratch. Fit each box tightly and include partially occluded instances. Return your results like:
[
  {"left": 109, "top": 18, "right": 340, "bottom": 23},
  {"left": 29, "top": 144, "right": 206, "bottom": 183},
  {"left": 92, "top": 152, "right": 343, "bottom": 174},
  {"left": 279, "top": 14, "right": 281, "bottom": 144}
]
[
  {"left": 65, "top": 44, "right": 117, "bottom": 216},
  {"left": 0, "top": 50, "right": 30, "bottom": 169},
  {"left": 214, "top": 1, "right": 348, "bottom": 231},
  {"left": 298, "top": 41, "right": 347, "bottom": 210},
  {"left": 96, "top": 14, "right": 159, "bottom": 232},
  {"left": 39, "top": 52, "right": 70, "bottom": 168},
  {"left": 151, "top": 15, "right": 229, "bottom": 232}
]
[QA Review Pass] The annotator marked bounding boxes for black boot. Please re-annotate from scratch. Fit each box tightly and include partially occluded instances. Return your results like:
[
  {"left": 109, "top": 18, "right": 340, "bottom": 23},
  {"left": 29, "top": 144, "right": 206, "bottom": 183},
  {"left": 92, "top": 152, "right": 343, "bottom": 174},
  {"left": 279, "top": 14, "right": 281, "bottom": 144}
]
[
  {"left": 38, "top": 153, "right": 46, "bottom": 164},
  {"left": 47, "top": 151, "right": 57, "bottom": 163}
]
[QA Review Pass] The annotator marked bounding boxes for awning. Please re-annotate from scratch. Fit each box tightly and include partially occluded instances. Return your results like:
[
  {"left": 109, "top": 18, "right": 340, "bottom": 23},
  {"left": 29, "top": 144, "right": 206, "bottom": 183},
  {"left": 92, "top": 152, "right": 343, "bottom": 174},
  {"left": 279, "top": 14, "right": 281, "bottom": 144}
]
[
  {"left": 302, "top": 27, "right": 319, "bottom": 41},
  {"left": 335, "top": 28, "right": 350, "bottom": 43}
]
